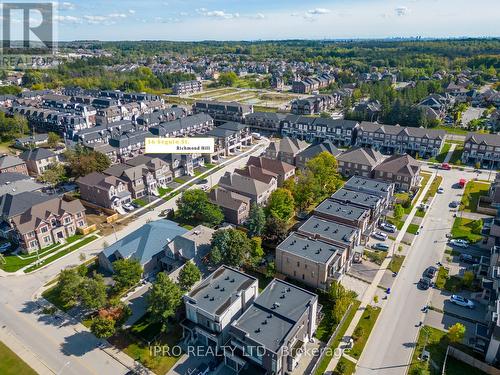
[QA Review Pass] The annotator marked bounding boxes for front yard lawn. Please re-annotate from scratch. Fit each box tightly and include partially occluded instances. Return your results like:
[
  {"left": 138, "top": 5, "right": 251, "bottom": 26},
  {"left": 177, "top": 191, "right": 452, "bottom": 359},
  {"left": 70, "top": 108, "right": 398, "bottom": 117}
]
[
  {"left": 158, "top": 187, "right": 173, "bottom": 197},
  {"left": 109, "top": 314, "right": 183, "bottom": 375},
  {"left": 389, "top": 255, "right": 405, "bottom": 273},
  {"left": 333, "top": 356, "right": 356, "bottom": 375},
  {"left": 0, "top": 340, "right": 36, "bottom": 375},
  {"left": 350, "top": 305, "right": 381, "bottom": 359},
  {"left": 409, "top": 325, "right": 487, "bottom": 375},
  {"left": 432, "top": 142, "right": 451, "bottom": 163},
  {"left": 461, "top": 181, "right": 490, "bottom": 212},
  {"left": 406, "top": 223, "right": 420, "bottom": 235},
  {"left": 423, "top": 175, "right": 443, "bottom": 203},
  {"left": 132, "top": 199, "right": 147, "bottom": 207},
  {"left": 364, "top": 250, "right": 386, "bottom": 266},
  {"left": 449, "top": 146, "right": 464, "bottom": 164},
  {"left": 451, "top": 217, "right": 483, "bottom": 243}
]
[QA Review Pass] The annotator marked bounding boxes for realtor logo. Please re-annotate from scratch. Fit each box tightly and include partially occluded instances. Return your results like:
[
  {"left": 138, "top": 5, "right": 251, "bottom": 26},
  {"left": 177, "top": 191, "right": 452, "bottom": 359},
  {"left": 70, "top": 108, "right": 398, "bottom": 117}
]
[{"left": 1, "top": 2, "right": 54, "bottom": 54}]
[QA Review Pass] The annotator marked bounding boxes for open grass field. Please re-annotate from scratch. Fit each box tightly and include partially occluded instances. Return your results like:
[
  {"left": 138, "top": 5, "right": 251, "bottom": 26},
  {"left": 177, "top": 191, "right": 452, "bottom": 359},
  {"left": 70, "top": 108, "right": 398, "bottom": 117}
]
[
  {"left": 461, "top": 181, "right": 490, "bottom": 212},
  {"left": 0, "top": 340, "right": 36, "bottom": 375}
]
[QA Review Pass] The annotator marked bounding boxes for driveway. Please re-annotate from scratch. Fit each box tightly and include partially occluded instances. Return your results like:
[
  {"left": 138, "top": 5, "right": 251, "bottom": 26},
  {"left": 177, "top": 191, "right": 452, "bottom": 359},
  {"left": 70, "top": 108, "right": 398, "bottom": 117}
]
[
  {"left": 424, "top": 309, "right": 477, "bottom": 345},
  {"left": 430, "top": 289, "right": 486, "bottom": 323}
]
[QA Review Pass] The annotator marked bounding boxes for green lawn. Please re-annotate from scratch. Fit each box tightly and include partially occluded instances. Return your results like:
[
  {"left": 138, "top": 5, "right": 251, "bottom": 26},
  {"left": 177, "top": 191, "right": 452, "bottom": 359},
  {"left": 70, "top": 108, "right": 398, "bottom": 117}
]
[
  {"left": 389, "top": 255, "right": 405, "bottom": 273},
  {"left": 451, "top": 217, "right": 483, "bottom": 243},
  {"left": 461, "top": 181, "right": 490, "bottom": 212},
  {"left": 434, "top": 267, "right": 463, "bottom": 292},
  {"left": 387, "top": 216, "right": 404, "bottom": 230},
  {"left": 350, "top": 305, "right": 381, "bottom": 359},
  {"left": 415, "top": 208, "right": 426, "bottom": 218},
  {"left": 110, "top": 314, "right": 183, "bottom": 375},
  {"left": 449, "top": 146, "right": 464, "bottom": 164},
  {"left": 0, "top": 340, "right": 36, "bottom": 375},
  {"left": 435, "top": 125, "right": 469, "bottom": 135},
  {"left": 333, "top": 356, "right": 356, "bottom": 375},
  {"left": 158, "top": 187, "right": 173, "bottom": 197},
  {"left": 423, "top": 175, "right": 443, "bottom": 203},
  {"left": 406, "top": 223, "right": 420, "bottom": 235},
  {"left": 409, "top": 326, "right": 487, "bottom": 375},
  {"left": 24, "top": 235, "right": 99, "bottom": 273},
  {"left": 432, "top": 143, "right": 451, "bottom": 163},
  {"left": 314, "top": 300, "right": 361, "bottom": 375},
  {"left": 364, "top": 250, "right": 386, "bottom": 265},
  {"left": 173, "top": 178, "right": 185, "bottom": 184},
  {"left": 132, "top": 198, "right": 147, "bottom": 207}
]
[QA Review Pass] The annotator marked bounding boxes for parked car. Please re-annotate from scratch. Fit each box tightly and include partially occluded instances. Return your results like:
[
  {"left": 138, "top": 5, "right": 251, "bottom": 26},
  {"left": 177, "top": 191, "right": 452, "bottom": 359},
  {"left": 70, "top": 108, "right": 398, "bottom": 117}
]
[
  {"left": 418, "top": 277, "right": 432, "bottom": 290},
  {"left": 450, "top": 239, "right": 469, "bottom": 248},
  {"left": 437, "top": 187, "right": 444, "bottom": 194},
  {"left": 197, "top": 179, "right": 208, "bottom": 185},
  {"left": 372, "top": 243, "right": 389, "bottom": 251},
  {"left": 372, "top": 231, "right": 388, "bottom": 241},
  {"left": 459, "top": 253, "right": 478, "bottom": 263},
  {"left": 441, "top": 163, "right": 451, "bottom": 170},
  {"left": 380, "top": 222, "right": 397, "bottom": 233},
  {"left": 122, "top": 203, "right": 135, "bottom": 211},
  {"left": 449, "top": 201, "right": 460, "bottom": 208},
  {"left": 200, "top": 185, "right": 209, "bottom": 192},
  {"left": 450, "top": 294, "right": 475, "bottom": 309},
  {"left": 424, "top": 266, "right": 438, "bottom": 279}
]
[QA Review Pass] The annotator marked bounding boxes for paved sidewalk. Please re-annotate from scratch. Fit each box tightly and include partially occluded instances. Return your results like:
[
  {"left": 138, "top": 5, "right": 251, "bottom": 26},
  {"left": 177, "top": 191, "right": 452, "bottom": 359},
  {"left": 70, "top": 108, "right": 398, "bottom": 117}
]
[
  {"left": 325, "top": 173, "right": 437, "bottom": 374},
  {"left": 443, "top": 143, "right": 456, "bottom": 163}
]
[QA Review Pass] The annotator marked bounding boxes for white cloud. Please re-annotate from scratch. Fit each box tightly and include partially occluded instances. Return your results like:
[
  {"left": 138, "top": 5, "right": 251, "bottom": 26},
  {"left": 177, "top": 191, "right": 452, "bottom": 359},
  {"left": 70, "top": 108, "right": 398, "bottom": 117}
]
[
  {"left": 251, "top": 13, "right": 265, "bottom": 19},
  {"left": 196, "top": 8, "right": 240, "bottom": 19},
  {"left": 55, "top": 15, "right": 82, "bottom": 24},
  {"left": 82, "top": 13, "right": 128, "bottom": 25},
  {"left": 395, "top": 6, "right": 410, "bottom": 16},
  {"left": 128, "top": 10, "right": 136, "bottom": 15},
  {"left": 57, "top": 2, "right": 75, "bottom": 11},
  {"left": 307, "top": 8, "right": 331, "bottom": 15}
]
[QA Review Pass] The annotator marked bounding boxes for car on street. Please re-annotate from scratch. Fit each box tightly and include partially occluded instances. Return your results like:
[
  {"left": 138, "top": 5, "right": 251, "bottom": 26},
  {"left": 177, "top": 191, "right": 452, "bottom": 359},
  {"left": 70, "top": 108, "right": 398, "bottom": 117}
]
[
  {"left": 449, "top": 239, "right": 469, "bottom": 248},
  {"left": 380, "top": 222, "right": 397, "bottom": 233},
  {"left": 424, "top": 266, "right": 438, "bottom": 279},
  {"left": 372, "top": 231, "right": 388, "bottom": 241},
  {"left": 449, "top": 201, "right": 460, "bottom": 208},
  {"left": 441, "top": 163, "right": 451, "bottom": 170},
  {"left": 418, "top": 277, "right": 432, "bottom": 290},
  {"left": 450, "top": 294, "right": 475, "bottom": 309},
  {"left": 197, "top": 179, "right": 208, "bottom": 185},
  {"left": 372, "top": 243, "right": 389, "bottom": 251},
  {"left": 437, "top": 187, "right": 444, "bottom": 194}
]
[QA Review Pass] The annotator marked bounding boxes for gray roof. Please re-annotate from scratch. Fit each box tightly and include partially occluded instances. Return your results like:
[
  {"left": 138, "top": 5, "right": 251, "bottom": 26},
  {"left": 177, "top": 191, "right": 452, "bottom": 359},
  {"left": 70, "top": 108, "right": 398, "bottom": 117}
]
[
  {"left": 465, "top": 133, "right": 500, "bottom": 147},
  {"left": 218, "top": 121, "right": 247, "bottom": 131},
  {"left": 0, "top": 173, "right": 45, "bottom": 196},
  {"left": 344, "top": 176, "right": 393, "bottom": 195},
  {"left": 298, "top": 215, "right": 357, "bottom": 245},
  {"left": 298, "top": 141, "right": 341, "bottom": 160},
  {"left": 101, "top": 220, "right": 187, "bottom": 266},
  {"left": 0, "top": 191, "right": 53, "bottom": 218},
  {"left": 0, "top": 155, "right": 25, "bottom": 169},
  {"left": 186, "top": 266, "right": 257, "bottom": 316},
  {"left": 358, "top": 122, "right": 445, "bottom": 139},
  {"left": 337, "top": 147, "right": 384, "bottom": 167},
  {"left": 16, "top": 134, "right": 49, "bottom": 144},
  {"left": 219, "top": 172, "right": 271, "bottom": 197},
  {"left": 314, "top": 199, "right": 369, "bottom": 221},
  {"left": 330, "top": 188, "right": 381, "bottom": 209},
  {"left": 373, "top": 154, "right": 420, "bottom": 177},
  {"left": 277, "top": 232, "right": 344, "bottom": 264},
  {"left": 20, "top": 148, "right": 56, "bottom": 161},
  {"left": 232, "top": 279, "right": 317, "bottom": 353},
  {"left": 209, "top": 187, "right": 250, "bottom": 211}
]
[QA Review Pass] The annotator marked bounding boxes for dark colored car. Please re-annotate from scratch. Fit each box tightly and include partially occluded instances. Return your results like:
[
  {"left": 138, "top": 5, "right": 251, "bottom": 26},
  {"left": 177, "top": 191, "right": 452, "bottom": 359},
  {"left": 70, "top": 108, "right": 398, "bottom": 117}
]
[
  {"left": 425, "top": 266, "right": 438, "bottom": 279},
  {"left": 197, "top": 179, "right": 208, "bottom": 185},
  {"left": 418, "top": 277, "right": 432, "bottom": 290}
]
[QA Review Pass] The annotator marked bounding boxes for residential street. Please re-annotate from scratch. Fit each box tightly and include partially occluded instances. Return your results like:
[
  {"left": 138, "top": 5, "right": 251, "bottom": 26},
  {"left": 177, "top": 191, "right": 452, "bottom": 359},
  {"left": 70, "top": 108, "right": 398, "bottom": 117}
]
[
  {"left": 356, "top": 167, "right": 496, "bottom": 375},
  {"left": 0, "top": 139, "right": 269, "bottom": 375}
]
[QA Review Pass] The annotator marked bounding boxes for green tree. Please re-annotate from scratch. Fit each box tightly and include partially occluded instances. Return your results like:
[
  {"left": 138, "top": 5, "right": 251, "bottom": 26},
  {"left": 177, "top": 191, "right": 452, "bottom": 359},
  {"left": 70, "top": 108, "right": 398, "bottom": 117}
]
[
  {"left": 147, "top": 273, "right": 183, "bottom": 332},
  {"left": 56, "top": 268, "right": 83, "bottom": 307},
  {"left": 393, "top": 204, "right": 404, "bottom": 221},
  {"left": 178, "top": 261, "right": 201, "bottom": 291},
  {"left": 65, "top": 146, "right": 111, "bottom": 177},
  {"left": 305, "top": 152, "right": 341, "bottom": 198},
  {"left": 447, "top": 322, "right": 466, "bottom": 343},
  {"left": 265, "top": 188, "right": 295, "bottom": 222},
  {"left": 246, "top": 204, "right": 266, "bottom": 237},
  {"left": 176, "top": 189, "right": 224, "bottom": 227},
  {"left": 80, "top": 274, "right": 107, "bottom": 310},
  {"left": 210, "top": 229, "right": 251, "bottom": 267},
  {"left": 266, "top": 261, "right": 276, "bottom": 278},
  {"left": 463, "top": 270, "right": 475, "bottom": 288},
  {"left": 218, "top": 71, "right": 238, "bottom": 87},
  {"left": 471, "top": 219, "right": 483, "bottom": 235},
  {"left": 328, "top": 281, "right": 353, "bottom": 324},
  {"left": 39, "top": 163, "right": 66, "bottom": 188},
  {"left": 47, "top": 132, "right": 61, "bottom": 148},
  {"left": 249, "top": 237, "right": 265, "bottom": 267},
  {"left": 290, "top": 171, "right": 319, "bottom": 212},
  {"left": 264, "top": 215, "right": 288, "bottom": 244},
  {"left": 90, "top": 317, "right": 116, "bottom": 338},
  {"left": 112, "top": 258, "right": 142, "bottom": 292}
]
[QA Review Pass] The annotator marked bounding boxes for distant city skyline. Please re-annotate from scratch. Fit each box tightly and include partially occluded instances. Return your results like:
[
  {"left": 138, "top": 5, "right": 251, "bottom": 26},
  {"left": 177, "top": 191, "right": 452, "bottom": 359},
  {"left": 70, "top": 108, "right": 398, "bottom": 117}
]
[{"left": 2, "top": 0, "right": 500, "bottom": 41}]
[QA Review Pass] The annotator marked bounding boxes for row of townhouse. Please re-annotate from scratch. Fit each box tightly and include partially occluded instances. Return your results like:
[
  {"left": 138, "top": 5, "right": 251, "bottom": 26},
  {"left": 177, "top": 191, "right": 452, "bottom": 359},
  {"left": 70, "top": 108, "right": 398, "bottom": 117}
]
[
  {"left": 210, "top": 156, "right": 295, "bottom": 224},
  {"left": 181, "top": 265, "right": 320, "bottom": 375},
  {"left": 193, "top": 100, "right": 254, "bottom": 124},
  {"left": 173, "top": 80, "right": 203, "bottom": 95},
  {"left": 246, "top": 115, "right": 446, "bottom": 158},
  {"left": 292, "top": 73, "right": 335, "bottom": 94},
  {"left": 462, "top": 133, "right": 500, "bottom": 168},
  {"left": 0, "top": 191, "right": 87, "bottom": 254},
  {"left": 0, "top": 149, "right": 59, "bottom": 177},
  {"left": 290, "top": 94, "right": 340, "bottom": 115},
  {"left": 276, "top": 176, "right": 394, "bottom": 290}
]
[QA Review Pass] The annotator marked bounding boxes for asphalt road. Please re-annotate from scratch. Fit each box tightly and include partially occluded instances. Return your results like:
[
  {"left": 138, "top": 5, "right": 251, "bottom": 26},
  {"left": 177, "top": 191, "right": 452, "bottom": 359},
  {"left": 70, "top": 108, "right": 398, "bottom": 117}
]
[
  {"left": 0, "top": 139, "right": 269, "bottom": 375},
  {"left": 356, "top": 167, "right": 494, "bottom": 375}
]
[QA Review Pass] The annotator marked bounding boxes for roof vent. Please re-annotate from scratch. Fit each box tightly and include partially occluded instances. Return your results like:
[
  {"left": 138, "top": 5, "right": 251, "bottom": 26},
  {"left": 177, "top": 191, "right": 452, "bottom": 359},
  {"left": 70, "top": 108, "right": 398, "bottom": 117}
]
[
  {"left": 262, "top": 320, "right": 268, "bottom": 325},
  {"left": 215, "top": 285, "right": 220, "bottom": 289},
  {"left": 230, "top": 278, "right": 235, "bottom": 283},
  {"left": 225, "top": 276, "right": 230, "bottom": 281},
  {"left": 255, "top": 328, "right": 261, "bottom": 333},
  {"left": 220, "top": 287, "right": 225, "bottom": 292},
  {"left": 210, "top": 297, "right": 215, "bottom": 301},
  {"left": 267, "top": 314, "right": 273, "bottom": 319},
  {"left": 204, "top": 294, "right": 209, "bottom": 298},
  {"left": 280, "top": 294, "right": 285, "bottom": 299}
]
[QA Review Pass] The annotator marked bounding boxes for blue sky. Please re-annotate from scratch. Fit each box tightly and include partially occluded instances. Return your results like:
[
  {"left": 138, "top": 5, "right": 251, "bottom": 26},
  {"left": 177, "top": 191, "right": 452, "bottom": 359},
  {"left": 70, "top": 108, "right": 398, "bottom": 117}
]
[{"left": 3, "top": 0, "right": 500, "bottom": 41}]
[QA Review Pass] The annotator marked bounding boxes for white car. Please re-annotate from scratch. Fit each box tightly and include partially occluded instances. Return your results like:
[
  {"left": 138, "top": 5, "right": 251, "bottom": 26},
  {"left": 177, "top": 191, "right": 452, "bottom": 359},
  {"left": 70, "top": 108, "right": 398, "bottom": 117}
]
[
  {"left": 437, "top": 187, "right": 444, "bottom": 194},
  {"left": 122, "top": 203, "right": 135, "bottom": 211},
  {"left": 450, "top": 294, "right": 475, "bottom": 309},
  {"left": 449, "top": 239, "right": 469, "bottom": 248},
  {"left": 201, "top": 185, "right": 209, "bottom": 192},
  {"left": 380, "top": 222, "right": 397, "bottom": 233},
  {"left": 372, "top": 231, "right": 388, "bottom": 241}
]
